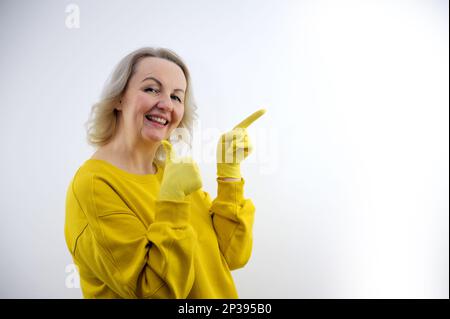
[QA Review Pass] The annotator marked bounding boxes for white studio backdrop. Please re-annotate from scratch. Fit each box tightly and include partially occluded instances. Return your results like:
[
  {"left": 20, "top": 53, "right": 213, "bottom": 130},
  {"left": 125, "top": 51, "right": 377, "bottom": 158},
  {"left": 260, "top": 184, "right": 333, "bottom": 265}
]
[{"left": 0, "top": 0, "right": 448, "bottom": 298}]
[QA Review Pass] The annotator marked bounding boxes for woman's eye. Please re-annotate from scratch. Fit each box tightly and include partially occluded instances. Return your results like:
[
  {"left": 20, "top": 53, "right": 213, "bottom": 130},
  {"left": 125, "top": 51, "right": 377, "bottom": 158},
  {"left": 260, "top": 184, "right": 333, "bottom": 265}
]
[
  {"left": 144, "top": 87, "right": 158, "bottom": 94},
  {"left": 171, "top": 95, "right": 182, "bottom": 103},
  {"left": 144, "top": 87, "right": 181, "bottom": 103}
]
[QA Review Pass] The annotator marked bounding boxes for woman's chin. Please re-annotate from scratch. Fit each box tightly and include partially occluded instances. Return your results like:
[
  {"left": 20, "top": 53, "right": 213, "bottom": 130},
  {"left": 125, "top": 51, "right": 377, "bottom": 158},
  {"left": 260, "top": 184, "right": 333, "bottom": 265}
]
[
  {"left": 142, "top": 132, "right": 166, "bottom": 143},
  {"left": 142, "top": 125, "right": 169, "bottom": 143}
]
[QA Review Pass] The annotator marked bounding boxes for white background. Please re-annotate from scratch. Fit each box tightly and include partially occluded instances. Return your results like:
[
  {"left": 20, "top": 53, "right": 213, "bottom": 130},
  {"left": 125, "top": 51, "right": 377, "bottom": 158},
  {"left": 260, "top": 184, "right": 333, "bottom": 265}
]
[{"left": 0, "top": 0, "right": 448, "bottom": 298}]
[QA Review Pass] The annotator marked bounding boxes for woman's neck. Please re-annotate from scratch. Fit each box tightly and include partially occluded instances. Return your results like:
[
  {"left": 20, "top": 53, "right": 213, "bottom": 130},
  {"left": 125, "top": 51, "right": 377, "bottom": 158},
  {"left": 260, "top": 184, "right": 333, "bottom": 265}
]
[{"left": 92, "top": 135, "right": 159, "bottom": 175}]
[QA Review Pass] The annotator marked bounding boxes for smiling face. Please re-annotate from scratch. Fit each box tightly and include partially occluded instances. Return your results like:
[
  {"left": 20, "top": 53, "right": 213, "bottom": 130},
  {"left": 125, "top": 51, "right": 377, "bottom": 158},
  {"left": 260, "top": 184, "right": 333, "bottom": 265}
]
[{"left": 117, "top": 57, "right": 187, "bottom": 144}]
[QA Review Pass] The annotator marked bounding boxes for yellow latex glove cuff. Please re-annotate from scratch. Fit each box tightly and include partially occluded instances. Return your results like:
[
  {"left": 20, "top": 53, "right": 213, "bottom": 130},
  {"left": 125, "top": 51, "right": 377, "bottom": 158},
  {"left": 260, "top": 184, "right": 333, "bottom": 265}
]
[
  {"left": 216, "top": 109, "right": 266, "bottom": 179},
  {"left": 159, "top": 140, "right": 203, "bottom": 201}
]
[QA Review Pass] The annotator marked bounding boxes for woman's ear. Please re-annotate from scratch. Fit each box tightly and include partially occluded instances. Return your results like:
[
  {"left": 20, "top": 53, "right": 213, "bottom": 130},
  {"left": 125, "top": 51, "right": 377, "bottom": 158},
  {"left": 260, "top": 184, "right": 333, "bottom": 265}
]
[{"left": 115, "top": 98, "right": 123, "bottom": 111}]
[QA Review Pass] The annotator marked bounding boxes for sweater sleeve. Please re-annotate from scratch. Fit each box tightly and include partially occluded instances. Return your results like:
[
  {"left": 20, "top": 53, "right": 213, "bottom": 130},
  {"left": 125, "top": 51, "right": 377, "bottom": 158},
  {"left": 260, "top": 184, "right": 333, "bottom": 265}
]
[
  {"left": 66, "top": 173, "right": 197, "bottom": 299},
  {"left": 209, "top": 178, "right": 255, "bottom": 270}
]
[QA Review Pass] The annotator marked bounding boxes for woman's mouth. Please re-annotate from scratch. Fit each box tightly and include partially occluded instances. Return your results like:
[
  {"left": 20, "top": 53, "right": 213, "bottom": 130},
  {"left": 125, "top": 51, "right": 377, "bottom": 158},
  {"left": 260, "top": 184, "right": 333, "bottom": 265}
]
[{"left": 144, "top": 114, "right": 169, "bottom": 128}]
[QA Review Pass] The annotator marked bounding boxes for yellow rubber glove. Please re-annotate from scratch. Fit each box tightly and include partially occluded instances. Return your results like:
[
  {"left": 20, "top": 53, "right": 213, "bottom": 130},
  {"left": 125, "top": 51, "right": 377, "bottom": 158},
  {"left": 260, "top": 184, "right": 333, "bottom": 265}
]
[
  {"left": 216, "top": 109, "right": 266, "bottom": 179},
  {"left": 159, "top": 140, "right": 203, "bottom": 201}
]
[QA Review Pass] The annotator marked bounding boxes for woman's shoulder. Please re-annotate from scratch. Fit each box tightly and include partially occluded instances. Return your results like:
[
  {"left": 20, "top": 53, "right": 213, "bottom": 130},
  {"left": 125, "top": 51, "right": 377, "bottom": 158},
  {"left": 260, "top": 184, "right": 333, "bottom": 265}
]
[
  {"left": 68, "top": 158, "right": 127, "bottom": 216},
  {"left": 77, "top": 147, "right": 123, "bottom": 178},
  {"left": 73, "top": 158, "right": 106, "bottom": 181},
  {"left": 68, "top": 159, "right": 101, "bottom": 200},
  {"left": 69, "top": 151, "right": 117, "bottom": 193}
]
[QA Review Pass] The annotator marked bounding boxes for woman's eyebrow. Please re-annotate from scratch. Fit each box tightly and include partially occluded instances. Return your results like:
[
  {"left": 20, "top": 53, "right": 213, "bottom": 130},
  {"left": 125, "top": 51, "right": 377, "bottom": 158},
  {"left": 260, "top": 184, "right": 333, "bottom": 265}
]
[{"left": 141, "top": 76, "right": 185, "bottom": 94}]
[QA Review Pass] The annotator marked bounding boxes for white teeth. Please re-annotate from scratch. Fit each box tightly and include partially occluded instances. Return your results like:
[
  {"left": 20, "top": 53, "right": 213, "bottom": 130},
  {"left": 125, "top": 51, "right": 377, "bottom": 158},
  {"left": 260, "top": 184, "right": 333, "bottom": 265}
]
[{"left": 146, "top": 115, "right": 168, "bottom": 125}]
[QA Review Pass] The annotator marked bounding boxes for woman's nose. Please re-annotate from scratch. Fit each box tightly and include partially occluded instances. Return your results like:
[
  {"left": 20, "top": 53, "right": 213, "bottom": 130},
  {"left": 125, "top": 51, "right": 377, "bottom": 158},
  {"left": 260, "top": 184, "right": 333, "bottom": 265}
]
[{"left": 156, "top": 94, "right": 173, "bottom": 112}]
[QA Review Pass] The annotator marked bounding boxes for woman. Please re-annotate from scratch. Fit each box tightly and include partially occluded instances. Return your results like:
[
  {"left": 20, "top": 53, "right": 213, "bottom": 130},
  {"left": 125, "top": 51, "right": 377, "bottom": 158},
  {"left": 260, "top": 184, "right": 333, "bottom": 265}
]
[{"left": 64, "top": 47, "right": 263, "bottom": 298}]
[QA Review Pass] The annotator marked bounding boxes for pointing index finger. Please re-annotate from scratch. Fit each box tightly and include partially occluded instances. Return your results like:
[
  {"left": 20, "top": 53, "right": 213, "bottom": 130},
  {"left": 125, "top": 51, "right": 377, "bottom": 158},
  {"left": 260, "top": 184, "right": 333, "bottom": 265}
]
[{"left": 233, "top": 109, "right": 266, "bottom": 129}]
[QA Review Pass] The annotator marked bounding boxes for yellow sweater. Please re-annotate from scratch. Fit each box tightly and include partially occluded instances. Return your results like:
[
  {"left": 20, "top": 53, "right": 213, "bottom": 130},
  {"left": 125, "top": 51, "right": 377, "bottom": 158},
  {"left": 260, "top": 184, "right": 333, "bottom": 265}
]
[{"left": 64, "top": 159, "right": 255, "bottom": 298}]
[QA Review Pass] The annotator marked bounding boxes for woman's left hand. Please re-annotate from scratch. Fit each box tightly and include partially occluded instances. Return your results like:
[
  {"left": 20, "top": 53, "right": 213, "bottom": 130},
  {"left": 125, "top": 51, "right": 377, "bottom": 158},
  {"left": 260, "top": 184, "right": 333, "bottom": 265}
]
[{"left": 216, "top": 109, "right": 266, "bottom": 179}]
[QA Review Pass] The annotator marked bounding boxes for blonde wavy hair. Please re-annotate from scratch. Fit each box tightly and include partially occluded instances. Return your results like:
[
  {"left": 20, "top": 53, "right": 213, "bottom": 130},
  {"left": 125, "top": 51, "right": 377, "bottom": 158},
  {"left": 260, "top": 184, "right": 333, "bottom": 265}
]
[{"left": 85, "top": 47, "right": 197, "bottom": 164}]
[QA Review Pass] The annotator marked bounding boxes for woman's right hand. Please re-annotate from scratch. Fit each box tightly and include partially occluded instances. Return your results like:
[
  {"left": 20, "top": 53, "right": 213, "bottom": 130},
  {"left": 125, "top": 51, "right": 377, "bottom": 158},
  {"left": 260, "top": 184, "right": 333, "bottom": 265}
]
[{"left": 158, "top": 140, "right": 203, "bottom": 201}]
